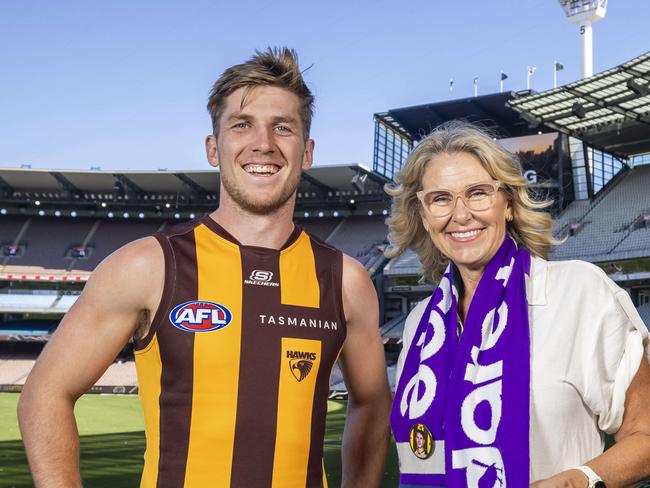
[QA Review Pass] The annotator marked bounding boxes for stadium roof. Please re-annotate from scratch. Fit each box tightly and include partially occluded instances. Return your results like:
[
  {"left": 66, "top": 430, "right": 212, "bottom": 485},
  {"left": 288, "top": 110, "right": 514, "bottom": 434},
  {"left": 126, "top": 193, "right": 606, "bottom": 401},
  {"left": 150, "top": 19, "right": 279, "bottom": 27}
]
[
  {"left": 509, "top": 51, "right": 650, "bottom": 158},
  {"left": 0, "top": 164, "right": 383, "bottom": 194},
  {"left": 374, "top": 91, "right": 554, "bottom": 141},
  {"left": 0, "top": 163, "right": 391, "bottom": 212}
]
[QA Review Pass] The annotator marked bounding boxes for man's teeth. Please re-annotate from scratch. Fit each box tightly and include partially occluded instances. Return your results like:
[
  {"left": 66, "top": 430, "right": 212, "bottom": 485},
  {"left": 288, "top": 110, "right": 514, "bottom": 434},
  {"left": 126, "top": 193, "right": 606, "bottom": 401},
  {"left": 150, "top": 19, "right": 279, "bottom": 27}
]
[
  {"left": 450, "top": 229, "right": 481, "bottom": 239},
  {"left": 245, "top": 164, "right": 279, "bottom": 175}
]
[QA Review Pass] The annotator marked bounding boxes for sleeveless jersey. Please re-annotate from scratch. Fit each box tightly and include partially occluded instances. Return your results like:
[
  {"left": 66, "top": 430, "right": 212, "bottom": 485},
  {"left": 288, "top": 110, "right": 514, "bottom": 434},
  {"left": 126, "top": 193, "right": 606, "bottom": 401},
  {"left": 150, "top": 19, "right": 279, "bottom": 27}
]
[{"left": 134, "top": 216, "right": 346, "bottom": 488}]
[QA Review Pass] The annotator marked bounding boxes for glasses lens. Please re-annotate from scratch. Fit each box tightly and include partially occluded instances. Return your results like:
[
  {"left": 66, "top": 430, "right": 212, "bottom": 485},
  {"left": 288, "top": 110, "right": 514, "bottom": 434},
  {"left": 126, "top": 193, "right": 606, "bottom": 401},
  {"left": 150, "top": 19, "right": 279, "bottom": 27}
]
[
  {"left": 464, "top": 183, "right": 496, "bottom": 211},
  {"left": 423, "top": 191, "right": 454, "bottom": 216}
]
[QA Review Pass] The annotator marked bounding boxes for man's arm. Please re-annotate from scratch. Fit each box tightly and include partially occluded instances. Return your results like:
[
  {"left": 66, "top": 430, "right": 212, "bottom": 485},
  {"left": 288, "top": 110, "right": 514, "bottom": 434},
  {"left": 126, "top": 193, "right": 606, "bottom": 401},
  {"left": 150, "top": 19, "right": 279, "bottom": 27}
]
[
  {"left": 17, "top": 237, "right": 164, "bottom": 488},
  {"left": 339, "top": 254, "right": 392, "bottom": 488}
]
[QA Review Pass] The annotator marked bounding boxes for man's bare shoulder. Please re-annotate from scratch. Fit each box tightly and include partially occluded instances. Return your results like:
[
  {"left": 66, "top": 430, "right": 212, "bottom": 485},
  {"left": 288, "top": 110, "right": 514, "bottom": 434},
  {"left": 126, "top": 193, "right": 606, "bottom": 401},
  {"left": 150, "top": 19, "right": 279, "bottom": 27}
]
[
  {"left": 341, "top": 253, "right": 378, "bottom": 325},
  {"left": 341, "top": 253, "right": 369, "bottom": 287},
  {"left": 83, "top": 236, "right": 164, "bottom": 310}
]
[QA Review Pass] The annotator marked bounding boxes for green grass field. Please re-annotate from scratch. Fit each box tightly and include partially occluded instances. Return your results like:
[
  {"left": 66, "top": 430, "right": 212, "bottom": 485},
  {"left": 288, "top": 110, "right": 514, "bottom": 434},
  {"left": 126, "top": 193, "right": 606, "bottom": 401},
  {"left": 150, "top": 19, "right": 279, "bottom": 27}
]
[{"left": 0, "top": 393, "right": 399, "bottom": 487}]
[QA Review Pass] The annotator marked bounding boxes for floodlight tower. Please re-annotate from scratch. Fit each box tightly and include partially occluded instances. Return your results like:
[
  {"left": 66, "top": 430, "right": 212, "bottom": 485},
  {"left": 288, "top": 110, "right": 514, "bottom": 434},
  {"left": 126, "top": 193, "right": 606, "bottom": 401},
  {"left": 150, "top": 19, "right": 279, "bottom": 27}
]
[{"left": 559, "top": 0, "right": 608, "bottom": 78}]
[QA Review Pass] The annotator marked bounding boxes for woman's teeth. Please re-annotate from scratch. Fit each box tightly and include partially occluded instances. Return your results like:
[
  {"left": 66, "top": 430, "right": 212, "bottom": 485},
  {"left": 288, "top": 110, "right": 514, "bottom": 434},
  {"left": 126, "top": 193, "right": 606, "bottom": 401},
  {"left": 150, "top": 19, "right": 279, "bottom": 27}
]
[{"left": 450, "top": 229, "right": 481, "bottom": 239}]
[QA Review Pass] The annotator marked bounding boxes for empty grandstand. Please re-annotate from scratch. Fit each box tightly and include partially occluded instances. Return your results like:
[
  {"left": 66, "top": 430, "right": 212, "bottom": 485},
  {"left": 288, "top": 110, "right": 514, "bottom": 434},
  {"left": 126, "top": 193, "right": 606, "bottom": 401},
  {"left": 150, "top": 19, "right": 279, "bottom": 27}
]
[
  {"left": 552, "top": 163, "right": 650, "bottom": 261},
  {"left": 0, "top": 164, "right": 391, "bottom": 391}
]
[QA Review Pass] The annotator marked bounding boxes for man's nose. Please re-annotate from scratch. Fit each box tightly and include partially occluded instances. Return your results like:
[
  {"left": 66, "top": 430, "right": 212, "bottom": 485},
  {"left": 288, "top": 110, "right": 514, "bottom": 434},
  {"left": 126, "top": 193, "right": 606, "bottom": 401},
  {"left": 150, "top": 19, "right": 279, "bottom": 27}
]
[{"left": 252, "top": 127, "right": 274, "bottom": 153}]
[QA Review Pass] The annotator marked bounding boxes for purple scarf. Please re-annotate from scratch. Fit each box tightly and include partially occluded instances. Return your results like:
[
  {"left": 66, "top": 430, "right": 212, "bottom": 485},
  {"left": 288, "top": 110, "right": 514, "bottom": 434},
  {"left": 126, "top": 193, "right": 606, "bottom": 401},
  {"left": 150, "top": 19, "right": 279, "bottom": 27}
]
[{"left": 391, "top": 236, "right": 531, "bottom": 487}]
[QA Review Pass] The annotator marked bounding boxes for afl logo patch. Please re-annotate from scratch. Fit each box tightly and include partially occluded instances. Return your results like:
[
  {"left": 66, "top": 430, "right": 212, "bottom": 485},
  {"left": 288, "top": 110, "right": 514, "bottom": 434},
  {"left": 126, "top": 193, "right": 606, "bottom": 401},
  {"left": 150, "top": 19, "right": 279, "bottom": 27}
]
[{"left": 169, "top": 301, "right": 232, "bottom": 333}]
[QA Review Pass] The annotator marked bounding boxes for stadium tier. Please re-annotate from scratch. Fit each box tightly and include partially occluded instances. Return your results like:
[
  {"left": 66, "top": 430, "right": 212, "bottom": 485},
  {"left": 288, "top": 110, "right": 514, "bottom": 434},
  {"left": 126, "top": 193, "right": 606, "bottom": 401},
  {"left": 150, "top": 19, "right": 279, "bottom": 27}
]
[{"left": 552, "top": 164, "right": 650, "bottom": 261}]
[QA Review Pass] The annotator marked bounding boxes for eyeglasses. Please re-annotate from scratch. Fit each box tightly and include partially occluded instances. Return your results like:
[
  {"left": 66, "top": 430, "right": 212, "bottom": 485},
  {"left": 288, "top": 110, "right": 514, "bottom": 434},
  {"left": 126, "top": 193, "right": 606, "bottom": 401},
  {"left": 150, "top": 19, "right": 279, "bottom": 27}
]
[{"left": 416, "top": 180, "right": 501, "bottom": 218}]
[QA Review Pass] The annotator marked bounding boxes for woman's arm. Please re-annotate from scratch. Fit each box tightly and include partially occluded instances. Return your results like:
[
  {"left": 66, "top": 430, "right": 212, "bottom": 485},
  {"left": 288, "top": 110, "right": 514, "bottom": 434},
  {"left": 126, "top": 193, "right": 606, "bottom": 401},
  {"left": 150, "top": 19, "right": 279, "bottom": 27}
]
[{"left": 531, "top": 356, "right": 650, "bottom": 488}]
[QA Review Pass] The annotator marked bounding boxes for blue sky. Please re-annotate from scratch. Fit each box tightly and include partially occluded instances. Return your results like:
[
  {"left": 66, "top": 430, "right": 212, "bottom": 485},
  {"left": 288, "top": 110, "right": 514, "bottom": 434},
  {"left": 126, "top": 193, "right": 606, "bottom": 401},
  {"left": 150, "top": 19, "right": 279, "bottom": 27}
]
[{"left": 0, "top": 0, "right": 647, "bottom": 171}]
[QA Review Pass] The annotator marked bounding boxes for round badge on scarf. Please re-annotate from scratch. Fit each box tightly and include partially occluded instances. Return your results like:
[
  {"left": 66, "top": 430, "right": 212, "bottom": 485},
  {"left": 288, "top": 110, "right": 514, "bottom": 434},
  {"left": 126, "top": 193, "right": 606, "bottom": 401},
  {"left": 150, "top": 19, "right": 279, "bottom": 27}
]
[{"left": 409, "top": 423, "right": 434, "bottom": 459}]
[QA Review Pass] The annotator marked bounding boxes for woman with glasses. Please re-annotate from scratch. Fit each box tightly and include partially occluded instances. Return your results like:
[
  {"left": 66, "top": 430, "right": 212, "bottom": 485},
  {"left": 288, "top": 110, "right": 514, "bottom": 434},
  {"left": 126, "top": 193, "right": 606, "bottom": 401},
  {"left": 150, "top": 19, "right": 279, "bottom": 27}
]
[{"left": 386, "top": 121, "right": 650, "bottom": 487}]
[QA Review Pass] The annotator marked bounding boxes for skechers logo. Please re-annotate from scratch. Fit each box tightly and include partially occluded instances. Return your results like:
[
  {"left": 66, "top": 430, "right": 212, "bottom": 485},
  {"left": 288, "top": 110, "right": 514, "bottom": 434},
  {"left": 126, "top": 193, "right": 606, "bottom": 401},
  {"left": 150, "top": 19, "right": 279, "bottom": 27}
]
[
  {"left": 287, "top": 350, "right": 317, "bottom": 382},
  {"left": 169, "top": 301, "right": 232, "bottom": 332},
  {"left": 244, "top": 270, "right": 279, "bottom": 287}
]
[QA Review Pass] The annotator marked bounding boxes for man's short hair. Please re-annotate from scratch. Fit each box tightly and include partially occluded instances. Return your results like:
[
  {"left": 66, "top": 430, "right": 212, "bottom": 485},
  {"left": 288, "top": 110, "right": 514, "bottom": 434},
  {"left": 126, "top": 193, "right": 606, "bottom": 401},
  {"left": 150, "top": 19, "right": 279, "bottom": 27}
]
[{"left": 207, "top": 47, "right": 314, "bottom": 140}]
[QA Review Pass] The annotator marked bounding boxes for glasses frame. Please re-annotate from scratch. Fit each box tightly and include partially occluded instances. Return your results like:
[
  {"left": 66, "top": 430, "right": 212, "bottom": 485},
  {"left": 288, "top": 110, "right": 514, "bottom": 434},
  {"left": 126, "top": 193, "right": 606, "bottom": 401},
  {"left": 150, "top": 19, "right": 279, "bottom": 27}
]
[{"left": 416, "top": 180, "right": 502, "bottom": 218}]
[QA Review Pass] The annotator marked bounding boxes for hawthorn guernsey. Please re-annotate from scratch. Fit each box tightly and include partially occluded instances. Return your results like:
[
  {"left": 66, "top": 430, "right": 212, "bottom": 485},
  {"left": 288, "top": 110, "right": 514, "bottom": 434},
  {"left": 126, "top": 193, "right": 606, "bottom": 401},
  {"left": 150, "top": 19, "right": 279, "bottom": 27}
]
[{"left": 131, "top": 217, "right": 347, "bottom": 487}]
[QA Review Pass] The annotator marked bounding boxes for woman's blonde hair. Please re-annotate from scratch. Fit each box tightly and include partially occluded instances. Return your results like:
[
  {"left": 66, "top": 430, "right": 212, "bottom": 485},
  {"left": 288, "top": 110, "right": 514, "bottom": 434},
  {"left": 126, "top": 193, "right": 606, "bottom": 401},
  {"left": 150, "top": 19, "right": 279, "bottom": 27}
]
[{"left": 385, "top": 120, "right": 555, "bottom": 282}]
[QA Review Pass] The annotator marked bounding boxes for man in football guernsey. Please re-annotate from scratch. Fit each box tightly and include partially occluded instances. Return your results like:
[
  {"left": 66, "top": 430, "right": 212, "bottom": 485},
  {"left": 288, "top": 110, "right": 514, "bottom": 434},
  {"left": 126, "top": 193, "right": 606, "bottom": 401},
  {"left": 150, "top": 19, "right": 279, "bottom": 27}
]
[{"left": 19, "top": 47, "right": 392, "bottom": 488}]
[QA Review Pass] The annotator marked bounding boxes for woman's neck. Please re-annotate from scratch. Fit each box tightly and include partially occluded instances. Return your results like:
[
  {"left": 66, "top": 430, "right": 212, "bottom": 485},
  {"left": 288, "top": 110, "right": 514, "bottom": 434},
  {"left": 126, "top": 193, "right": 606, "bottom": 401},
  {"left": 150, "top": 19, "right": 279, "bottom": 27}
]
[{"left": 457, "top": 266, "right": 484, "bottom": 322}]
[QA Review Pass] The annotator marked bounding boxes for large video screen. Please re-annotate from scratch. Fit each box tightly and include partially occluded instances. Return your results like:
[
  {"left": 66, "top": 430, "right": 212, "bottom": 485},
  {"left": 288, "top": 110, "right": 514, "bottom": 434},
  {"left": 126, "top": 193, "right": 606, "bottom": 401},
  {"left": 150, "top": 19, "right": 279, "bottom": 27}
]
[
  {"left": 497, "top": 132, "right": 573, "bottom": 210},
  {"left": 498, "top": 132, "right": 559, "bottom": 185}
]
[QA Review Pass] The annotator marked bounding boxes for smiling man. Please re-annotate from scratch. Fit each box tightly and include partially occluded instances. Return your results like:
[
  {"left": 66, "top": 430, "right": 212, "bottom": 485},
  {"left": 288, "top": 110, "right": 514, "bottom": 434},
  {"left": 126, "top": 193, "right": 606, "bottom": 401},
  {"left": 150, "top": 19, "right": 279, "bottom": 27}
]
[{"left": 18, "top": 48, "right": 391, "bottom": 488}]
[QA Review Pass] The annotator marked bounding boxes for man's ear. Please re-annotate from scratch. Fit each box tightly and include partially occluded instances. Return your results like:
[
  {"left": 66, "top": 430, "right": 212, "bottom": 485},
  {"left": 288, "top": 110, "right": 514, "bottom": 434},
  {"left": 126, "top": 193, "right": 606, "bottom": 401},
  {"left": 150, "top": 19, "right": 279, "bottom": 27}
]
[
  {"left": 206, "top": 135, "right": 219, "bottom": 168},
  {"left": 302, "top": 139, "right": 315, "bottom": 171}
]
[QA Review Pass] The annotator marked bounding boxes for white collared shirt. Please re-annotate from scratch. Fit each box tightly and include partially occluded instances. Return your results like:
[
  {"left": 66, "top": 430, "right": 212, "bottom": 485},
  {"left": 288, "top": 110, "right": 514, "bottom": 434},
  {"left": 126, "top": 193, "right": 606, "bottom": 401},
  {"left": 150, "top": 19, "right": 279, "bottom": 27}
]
[{"left": 396, "top": 256, "right": 650, "bottom": 482}]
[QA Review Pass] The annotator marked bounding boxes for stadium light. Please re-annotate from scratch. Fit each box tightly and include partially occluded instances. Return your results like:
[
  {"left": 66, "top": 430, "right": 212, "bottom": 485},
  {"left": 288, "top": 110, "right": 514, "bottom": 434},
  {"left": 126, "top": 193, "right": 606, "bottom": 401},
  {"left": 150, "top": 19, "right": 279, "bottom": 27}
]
[
  {"left": 101, "top": 202, "right": 107, "bottom": 208},
  {"left": 123, "top": 212, "right": 130, "bottom": 219},
  {"left": 165, "top": 203, "right": 171, "bottom": 209},
  {"left": 174, "top": 213, "right": 180, "bottom": 219},
  {"left": 368, "top": 210, "right": 374, "bottom": 216},
  {"left": 350, "top": 199, "right": 355, "bottom": 204},
  {"left": 138, "top": 212, "right": 145, "bottom": 219},
  {"left": 572, "top": 102, "right": 587, "bottom": 118},
  {"left": 303, "top": 212, "right": 309, "bottom": 218},
  {"left": 558, "top": 0, "right": 608, "bottom": 78},
  {"left": 382, "top": 209, "right": 389, "bottom": 216},
  {"left": 108, "top": 212, "right": 114, "bottom": 218},
  {"left": 189, "top": 213, "right": 196, "bottom": 219},
  {"left": 38, "top": 210, "right": 45, "bottom": 216},
  {"left": 54, "top": 210, "right": 61, "bottom": 217},
  {"left": 333, "top": 211, "right": 339, "bottom": 217},
  {"left": 0, "top": 209, "right": 6, "bottom": 215},
  {"left": 35, "top": 200, "right": 41, "bottom": 206},
  {"left": 318, "top": 211, "right": 324, "bottom": 217},
  {"left": 70, "top": 211, "right": 77, "bottom": 217}
]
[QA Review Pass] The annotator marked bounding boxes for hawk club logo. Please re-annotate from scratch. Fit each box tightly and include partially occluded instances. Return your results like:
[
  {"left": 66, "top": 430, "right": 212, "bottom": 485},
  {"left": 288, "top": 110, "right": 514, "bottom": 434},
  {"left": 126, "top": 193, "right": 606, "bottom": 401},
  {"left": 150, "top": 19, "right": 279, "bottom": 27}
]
[
  {"left": 244, "top": 269, "right": 279, "bottom": 287},
  {"left": 169, "top": 301, "right": 232, "bottom": 333},
  {"left": 287, "top": 350, "right": 317, "bottom": 382}
]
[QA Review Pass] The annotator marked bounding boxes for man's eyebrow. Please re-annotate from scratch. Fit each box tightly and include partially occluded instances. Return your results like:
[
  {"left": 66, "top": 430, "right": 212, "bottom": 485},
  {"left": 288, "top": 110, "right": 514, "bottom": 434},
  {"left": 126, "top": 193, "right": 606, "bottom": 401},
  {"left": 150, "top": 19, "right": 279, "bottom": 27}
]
[
  {"left": 271, "top": 115, "right": 299, "bottom": 125},
  {"left": 225, "top": 112, "right": 252, "bottom": 123}
]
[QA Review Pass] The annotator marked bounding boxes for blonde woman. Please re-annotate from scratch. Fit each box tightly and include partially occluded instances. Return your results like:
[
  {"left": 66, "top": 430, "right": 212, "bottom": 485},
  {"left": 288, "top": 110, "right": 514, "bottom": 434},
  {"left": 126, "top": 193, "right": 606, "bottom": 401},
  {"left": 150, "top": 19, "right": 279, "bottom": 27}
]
[{"left": 387, "top": 121, "right": 650, "bottom": 487}]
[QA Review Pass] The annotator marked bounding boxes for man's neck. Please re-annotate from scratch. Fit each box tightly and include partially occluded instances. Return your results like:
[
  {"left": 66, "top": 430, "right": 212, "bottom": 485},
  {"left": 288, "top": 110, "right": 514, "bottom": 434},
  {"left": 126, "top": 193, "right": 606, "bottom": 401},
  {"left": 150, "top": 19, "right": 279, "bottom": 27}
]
[{"left": 209, "top": 202, "right": 296, "bottom": 250}]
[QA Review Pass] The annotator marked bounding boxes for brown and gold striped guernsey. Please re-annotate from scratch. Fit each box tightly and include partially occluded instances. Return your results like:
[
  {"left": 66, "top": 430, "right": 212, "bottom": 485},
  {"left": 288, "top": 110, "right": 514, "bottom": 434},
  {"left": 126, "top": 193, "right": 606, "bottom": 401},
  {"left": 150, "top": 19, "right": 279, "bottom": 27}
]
[{"left": 134, "top": 216, "right": 346, "bottom": 488}]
